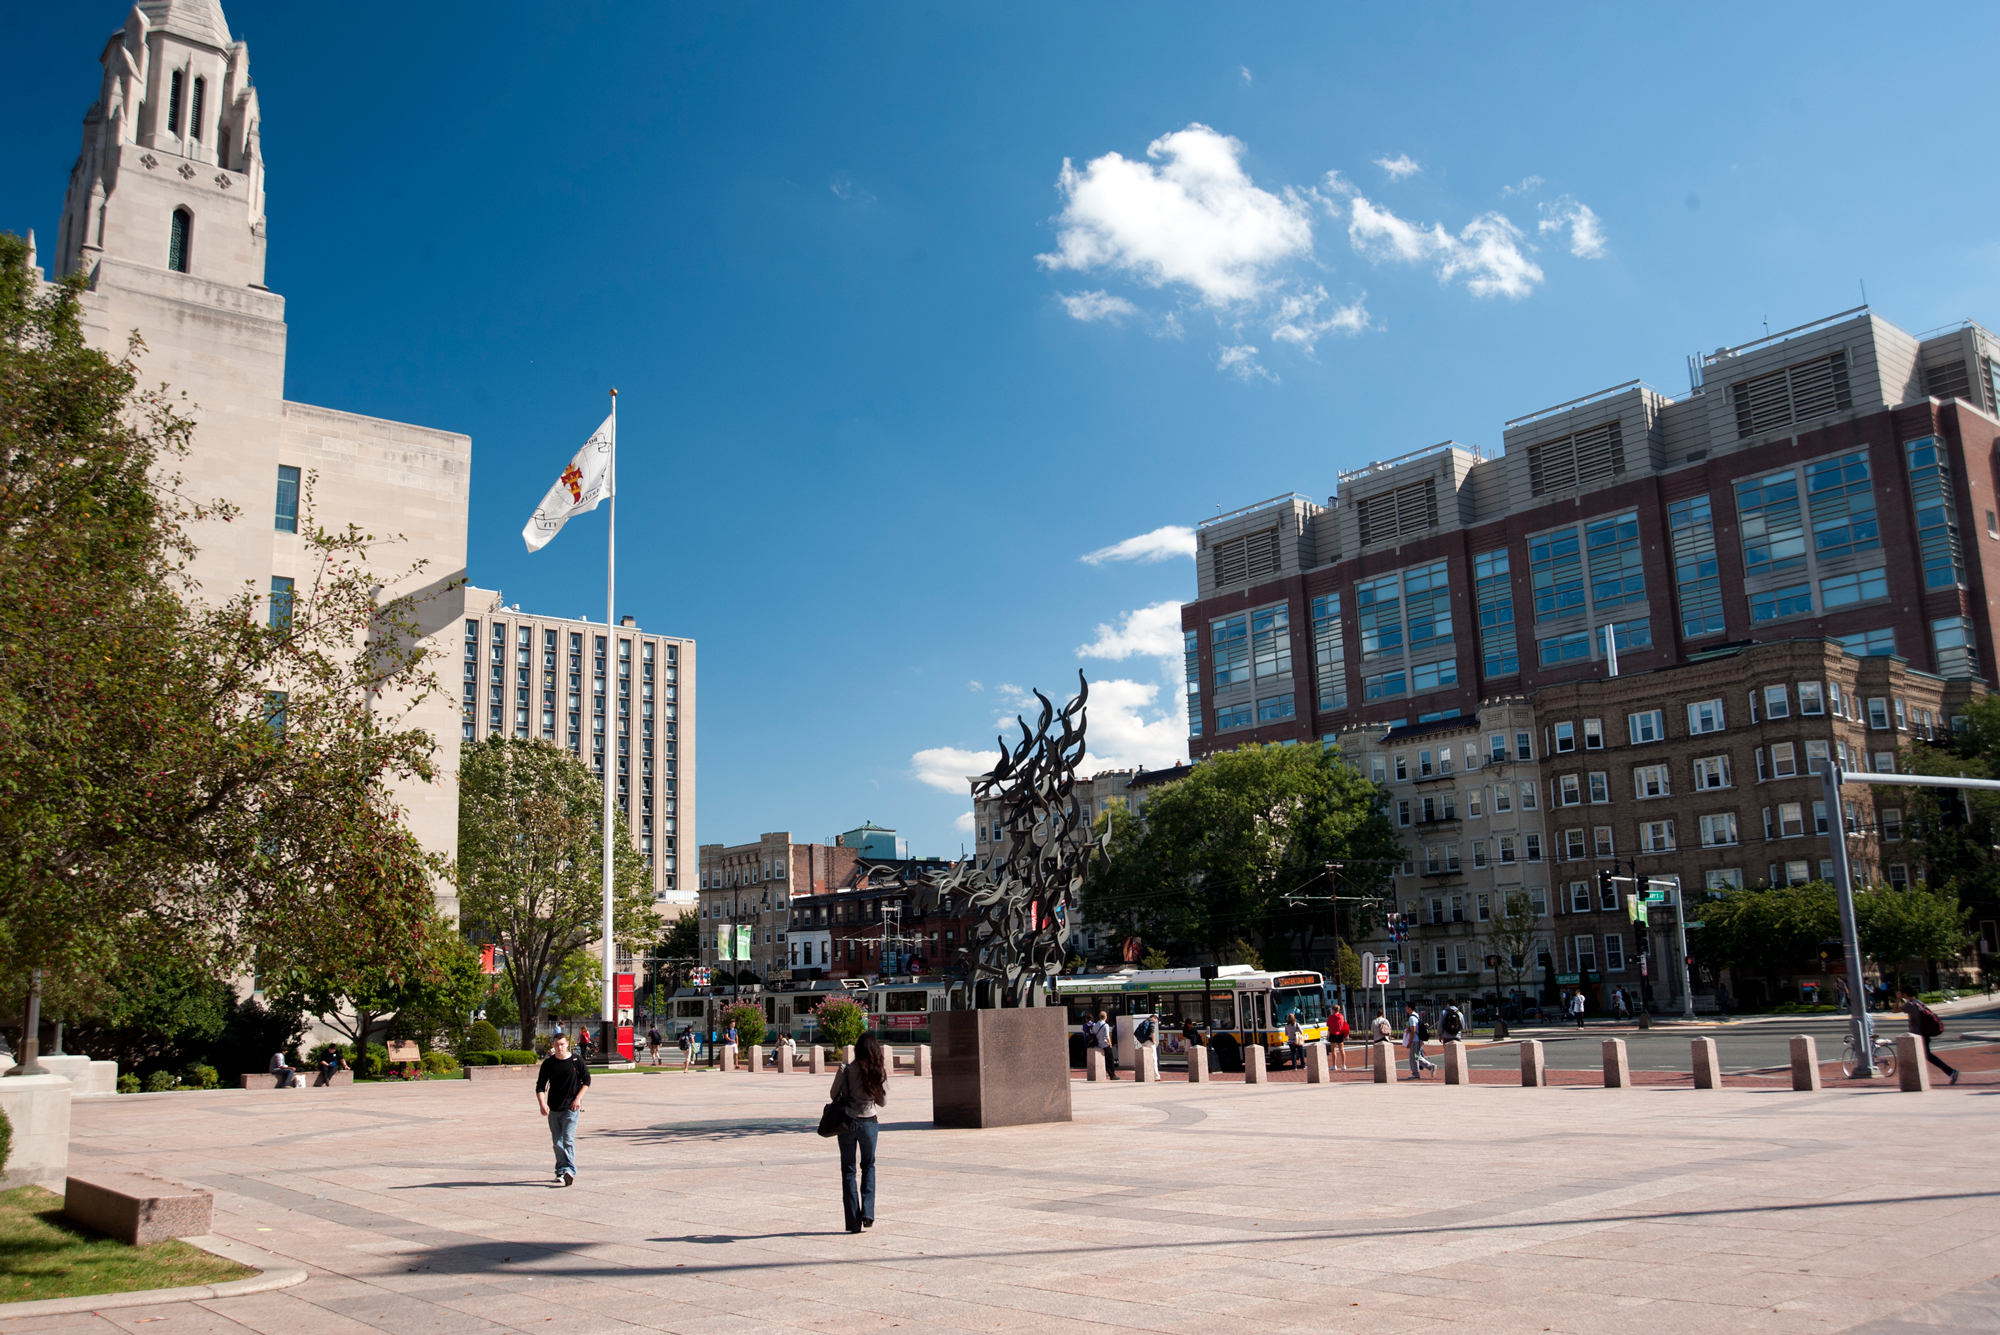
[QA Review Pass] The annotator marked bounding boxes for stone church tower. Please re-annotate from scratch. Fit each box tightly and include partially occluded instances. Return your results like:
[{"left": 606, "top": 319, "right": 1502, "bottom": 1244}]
[{"left": 40, "top": 0, "right": 474, "bottom": 917}]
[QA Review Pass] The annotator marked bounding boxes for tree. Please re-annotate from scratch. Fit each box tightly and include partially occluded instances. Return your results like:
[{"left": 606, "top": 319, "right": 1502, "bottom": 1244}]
[
  {"left": 551, "top": 950, "right": 603, "bottom": 1020},
  {"left": 721, "top": 1002, "right": 766, "bottom": 1048},
  {"left": 456, "top": 737, "right": 655, "bottom": 1038},
  {"left": 272, "top": 913, "right": 484, "bottom": 1053},
  {"left": 1479, "top": 892, "right": 1543, "bottom": 1000},
  {"left": 1333, "top": 939, "right": 1362, "bottom": 990},
  {"left": 1857, "top": 883, "right": 1971, "bottom": 989},
  {"left": 1084, "top": 743, "right": 1400, "bottom": 964},
  {"left": 0, "top": 232, "right": 452, "bottom": 1013},
  {"left": 1692, "top": 882, "right": 1840, "bottom": 994},
  {"left": 1140, "top": 948, "right": 1169, "bottom": 969},
  {"left": 814, "top": 995, "right": 867, "bottom": 1049}
]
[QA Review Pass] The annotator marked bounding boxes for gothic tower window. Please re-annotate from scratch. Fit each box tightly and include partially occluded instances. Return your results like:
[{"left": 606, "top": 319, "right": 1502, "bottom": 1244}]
[
  {"left": 168, "top": 208, "right": 191, "bottom": 273},
  {"left": 191, "top": 77, "right": 205, "bottom": 141},
  {"left": 169, "top": 70, "right": 184, "bottom": 135}
]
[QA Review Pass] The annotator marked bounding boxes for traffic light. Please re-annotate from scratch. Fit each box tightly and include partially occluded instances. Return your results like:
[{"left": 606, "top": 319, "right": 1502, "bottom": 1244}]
[{"left": 1598, "top": 870, "right": 1615, "bottom": 905}]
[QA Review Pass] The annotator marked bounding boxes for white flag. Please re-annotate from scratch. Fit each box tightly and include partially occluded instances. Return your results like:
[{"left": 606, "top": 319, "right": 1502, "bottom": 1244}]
[{"left": 522, "top": 412, "right": 614, "bottom": 552}]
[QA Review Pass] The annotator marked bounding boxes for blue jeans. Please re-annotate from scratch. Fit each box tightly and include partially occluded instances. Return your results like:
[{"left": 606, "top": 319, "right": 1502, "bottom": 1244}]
[
  {"left": 547, "top": 1108, "right": 580, "bottom": 1178},
  {"left": 838, "top": 1117, "right": 878, "bottom": 1229}
]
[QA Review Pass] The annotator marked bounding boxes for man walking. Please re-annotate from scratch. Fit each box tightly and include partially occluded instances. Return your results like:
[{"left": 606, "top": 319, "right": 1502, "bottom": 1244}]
[
  {"left": 677, "top": 1026, "right": 693, "bottom": 1072},
  {"left": 1570, "top": 989, "right": 1587, "bottom": 1029},
  {"left": 535, "top": 1033, "right": 591, "bottom": 1187},
  {"left": 1404, "top": 1009, "right": 1436, "bottom": 1078},
  {"left": 1901, "top": 989, "right": 1959, "bottom": 1085}
]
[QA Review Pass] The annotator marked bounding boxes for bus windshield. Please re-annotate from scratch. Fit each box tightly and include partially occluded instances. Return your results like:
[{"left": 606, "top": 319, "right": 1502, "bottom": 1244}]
[{"left": 1272, "top": 987, "right": 1327, "bottom": 1026}]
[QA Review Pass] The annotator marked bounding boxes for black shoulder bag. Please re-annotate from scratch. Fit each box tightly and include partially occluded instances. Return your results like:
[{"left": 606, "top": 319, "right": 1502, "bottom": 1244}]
[{"left": 817, "top": 1067, "right": 854, "bottom": 1138}]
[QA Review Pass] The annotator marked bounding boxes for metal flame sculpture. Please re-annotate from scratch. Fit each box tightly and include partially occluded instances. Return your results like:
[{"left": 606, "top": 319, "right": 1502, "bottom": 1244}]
[{"left": 922, "top": 672, "right": 1109, "bottom": 1005}]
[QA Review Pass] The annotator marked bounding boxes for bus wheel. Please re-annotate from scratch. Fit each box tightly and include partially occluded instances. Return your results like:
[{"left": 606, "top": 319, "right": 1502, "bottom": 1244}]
[{"left": 1212, "top": 1034, "right": 1242, "bottom": 1073}]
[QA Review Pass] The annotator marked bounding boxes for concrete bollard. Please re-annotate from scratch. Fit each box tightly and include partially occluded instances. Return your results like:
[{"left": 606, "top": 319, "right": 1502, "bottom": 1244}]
[
  {"left": 1520, "top": 1039, "right": 1546, "bottom": 1087},
  {"left": 1187, "top": 1046, "right": 1210, "bottom": 1083},
  {"left": 915, "top": 1044, "right": 931, "bottom": 1077},
  {"left": 1136, "top": 1046, "right": 1159, "bottom": 1083},
  {"left": 777, "top": 1044, "right": 793, "bottom": 1074},
  {"left": 751, "top": 1045, "right": 768, "bottom": 1073},
  {"left": 1789, "top": 1035, "right": 1822, "bottom": 1091},
  {"left": 720, "top": 1043, "right": 737, "bottom": 1073},
  {"left": 1441, "top": 1040, "right": 1469, "bottom": 1084},
  {"left": 1087, "top": 1048, "right": 1106, "bottom": 1081},
  {"left": 1603, "top": 1038, "right": 1630, "bottom": 1088},
  {"left": 841, "top": 1045, "right": 856, "bottom": 1067},
  {"left": 1305, "top": 1041, "right": 1331, "bottom": 1084},
  {"left": 1373, "top": 1040, "right": 1393, "bottom": 1083},
  {"left": 1244, "top": 1043, "right": 1268, "bottom": 1084},
  {"left": 808, "top": 1045, "right": 825, "bottom": 1075},
  {"left": 1691, "top": 1037, "right": 1720, "bottom": 1090},
  {"left": 1897, "top": 1034, "right": 1930, "bottom": 1092}
]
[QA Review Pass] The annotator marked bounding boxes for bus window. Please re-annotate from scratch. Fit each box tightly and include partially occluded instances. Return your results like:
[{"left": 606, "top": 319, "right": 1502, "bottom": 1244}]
[{"left": 1272, "top": 988, "right": 1327, "bottom": 1026}]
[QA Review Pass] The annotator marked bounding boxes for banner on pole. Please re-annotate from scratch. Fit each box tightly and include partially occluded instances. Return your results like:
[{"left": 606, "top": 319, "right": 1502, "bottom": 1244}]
[{"left": 522, "top": 412, "right": 614, "bottom": 552}]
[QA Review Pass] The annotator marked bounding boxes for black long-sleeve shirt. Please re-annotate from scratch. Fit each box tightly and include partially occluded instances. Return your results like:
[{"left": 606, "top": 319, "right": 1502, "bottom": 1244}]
[{"left": 536, "top": 1053, "right": 591, "bottom": 1111}]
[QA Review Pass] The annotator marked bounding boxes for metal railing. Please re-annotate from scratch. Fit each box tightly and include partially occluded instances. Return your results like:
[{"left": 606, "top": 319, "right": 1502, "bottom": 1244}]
[
  {"left": 1197, "top": 491, "right": 1319, "bottom": 530},
  {"left": 1505, "top": 379, "right": 1652, "bottom": 429},
  {"left": 1702, "top": 305, "right": 1870, "bottom": 368},
  {"left": 1335, "top": 439, "right": 1481, "bottom": 485}
]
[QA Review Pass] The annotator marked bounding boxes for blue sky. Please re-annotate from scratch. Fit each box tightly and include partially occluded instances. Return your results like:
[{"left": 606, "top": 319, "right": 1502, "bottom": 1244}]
[{"left": 7, "top": 2, "right": 2000, "bottom": 858}]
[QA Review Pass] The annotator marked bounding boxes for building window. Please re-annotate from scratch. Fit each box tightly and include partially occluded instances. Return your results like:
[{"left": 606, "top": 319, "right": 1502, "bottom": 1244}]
[
  {"left": 1516, "top": 731, "right": 1533, "bottom": 761},
  {"left": 190, "top": 75, "right": 206, "bottom": 141},
  {"left": 1251, "top": 603, "right": 1291, "bottom": 679},
  {"left": 1770, "top": 742, "right": 1798, "bottom": 778},
  {"left": 1216, "top": 702, "right": 1252, "bottom": 730},
  {"left": 1605, "top": 934, "right": 1626, "bottom": 972},
  {"left": 1555, "top": 722, "right": 1576, "bottom": 753},
  {"left": 269, "top": 576, "right": 294, "bottom": 630},
  {"left": 1363, "top": 668, "right": 1406, "bottom": 701},
  {"left": 1357, "top": 571, "right": 1404, "bottom": 659},
  {"left": 274, "top": 464, "right": 300, "bottom": 532},
  {"left": 1405, "top": 561, "right": 1452, "bottom": 652},
  {"left": 1538, "top": 630, "right": 1590, "bottom": 667},
  {"left": 1184, "top": 629, "right": 1201, "bottom": 738},
  {"left": 1933, "top": 615, "right": 1980, "bottom": 680},
  {"left": 1557, "top": 774, "right": 1581, "bottom": 806},
  {"left": 1778, "top": 802, "right": 1805, "bottom": 837},
  {"left": 1588, "top": 772, "right": 1609, "bottom": 803},
  {"left": 1211, "top": 614, "right": 1249, "bottom": 687},
  {"left": 1763, "top": 685, "right": 1790, "bottom": 720},
  {"left": 168, "top": 69, "right": 184, "bottom": 133},
  {"left": 1524, "top": 833, "right": 1542, "bottom": 862},
  {"left": 1820, "top": 567, "right": 1888, "bottom": 609},
  {"left": 1586, "top": 510, "right": 1645, "bottom": 609},
  {"left": 1593, "top": 826, "right": 1614, "bottom": 857},
  {"left": 1888, "top": 863, "right": 1909, "bottom": 889},
  {"left": 1583, "top": 719, "right": 1603, "bottom": 750},
  {"left": 1519, "top": 782, "right": 1538, "bottom": 811},
  {"left": 1529, "top": 525, "right": 1584, "bottom": 621},
  {"left": 1310, "top": 594, "right": 1346, "bottom": 712},
  {"left": 168, "top": 207, "right": 192, "bottom": 273},
  {"left": 1256, "top": 695, "right": 1295, "bottom": 722},
  {"left": 1707, "top": 869, "right": 1743, "bottom": 891},
  {"left": 1498, "top": 836, "right": 1516, "bottom": 864},
  {"left": 1881, "top": 808, "right": 1902, "bottom": 842},
  {"left": 1638, "top": 820, "right": 1674, "bottom": 853},
  {"left": 1750, "top": 582, "right": 1813, "bottom": 624},
  {"left": 1700, "top": 813, "right": 1738, "bottom": 847},
  {"left": 1693, "top": 755, "right": 1731, "bottom": 790},
  {"left": 1867, "top": 697, "right": 1890, "bottom": 730},
  {"left": 1807, "top": 450, "right": 1878, "bottom": 558},
  {"left": 1412, "top": 658, "right": 1456, "bottom": 692},
  {"left": 1561, "top": 828, "right": 1585, "bottom": 860},
  {"left": 1798, "top": 682, "right": 1824, "bottom": 715},
  {"left": 1628, "top": 710, "right": 1664, "bottom": 744},
  {"left": 1668, "top": 495, "right": 1726, "bottom": 641},
  {"left": 1634, "top": 764, "right": 1670, "bottom": 798},
  {"left": 1906, "top": 437, "right": 1966, "bottom": 590},
  {"left": 1475, "top": 548, "right": 1517, "bottom": 678},
  {"left": 1493, "top": 786, "right": 1512, "bottom": 814},
  {"left": 1837, "top": 627, "right": 1897, "bottom": 658}
]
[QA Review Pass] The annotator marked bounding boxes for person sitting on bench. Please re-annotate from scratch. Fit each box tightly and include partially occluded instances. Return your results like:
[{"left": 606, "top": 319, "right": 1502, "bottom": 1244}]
[{"left": 270, "top": 1051, "right": 303, "bottom": 1088}]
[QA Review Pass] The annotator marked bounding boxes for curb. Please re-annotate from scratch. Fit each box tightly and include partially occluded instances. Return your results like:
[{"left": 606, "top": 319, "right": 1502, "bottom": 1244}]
[{"left": 0, "top": 1232, "right": 308, "bottom": 1318}]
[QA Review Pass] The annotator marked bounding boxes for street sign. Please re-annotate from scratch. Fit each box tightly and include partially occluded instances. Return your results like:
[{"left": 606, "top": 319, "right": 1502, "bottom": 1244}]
[
  {"left": 1684, "top": 920, "right": 1704, "bottom": 929},
  {"left": 1555, "top": 972, "right": 1580, "bottom": 985},
  {"left": 1374, "top": 962, "right": 1389, "bottom": 985}
]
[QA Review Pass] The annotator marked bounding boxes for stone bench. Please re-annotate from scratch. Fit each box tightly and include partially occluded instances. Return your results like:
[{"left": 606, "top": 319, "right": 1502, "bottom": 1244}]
[
  {"left": 463, "top": 1062, "right": 540, "bottom": 1079},
  {"left": 241, "top": 1068, "right": 354, "bottom": 1089},
  {"left": 64, "top": 1170, "right": 213, "bottom": 1245}
]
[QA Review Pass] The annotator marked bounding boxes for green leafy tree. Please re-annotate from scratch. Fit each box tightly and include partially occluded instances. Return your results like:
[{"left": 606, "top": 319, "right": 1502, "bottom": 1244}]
[
  {"left": 1140, "top": 947, "right": 1170, "bottom": 969},
  {"left": 1084, "top": 743, "right": 1399, "bottom": 964},
  {"left": 456, "top": 737, "right": 654, "bottom": 1037},
  {"left": 1692, "top": 882, "right": 1840, "bottom": 994},
  {"left": 1857, "top": 883, "right": 1971, "bottom": 989},
  {"left": 551, "top": 949, "right": 603, "bottom": 1020},
  {"left": 0, "top": 234, "right": 454, "bottom": 1014},
  {"left": 721, "top": 1002, "right": 767, "bottom": 1047},
  {"left": 814, "top": 995, "right": 867, "bottom": 1049},
  {"left": 1893, "top": 701, "right": 2000, "bottom": 930},
  {"left": 1333, "top": 939, "right": 1362, "bottom": 989},
  {"left": 271, "top": 914, "right": 483, "bottom": 1053}
]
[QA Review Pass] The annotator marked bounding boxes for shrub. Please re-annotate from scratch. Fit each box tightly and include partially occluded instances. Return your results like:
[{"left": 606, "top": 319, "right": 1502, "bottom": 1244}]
[
  {"left": 467, "top": 1020, "right": 502, "bottom": 1053},
  {"left": 143, "top": 1070, "right": 178, "bottom": 1093},
  {"left": 459, "top": 1051, "right": 501, "bottom": 1066},
  {"left": 305, "top": 1042, "right": 350, "bottom": 1068},
  {"left": 352, "top": 1044, "right": 388, "bottom": 1079},
  {"left": 498, "top": 1050, "right": 538, "bottom": 1065},
  {"left": 814, "top": 996, "right": 868, "bottom": 1050},
  {"left": 420, "top": 1050, "right": 459, "bottom": 1075},
  {"left": 182, "top": 1063, "right": 220, "bottom": 1090},
  {"left": 117, "top": 1073, "right": 140, "bottom": 1094},
  {"left": 721, "top": 1003, "right": 767, "bottom": 1048},
  {"left": 0, "top": 1105, "right": 10, "bottom": 1171}
]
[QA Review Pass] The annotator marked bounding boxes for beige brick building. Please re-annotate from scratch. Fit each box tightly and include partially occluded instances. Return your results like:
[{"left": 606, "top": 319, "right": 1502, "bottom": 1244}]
[{"left": 460, "top": 589, "right": 694, "bottom": 911}]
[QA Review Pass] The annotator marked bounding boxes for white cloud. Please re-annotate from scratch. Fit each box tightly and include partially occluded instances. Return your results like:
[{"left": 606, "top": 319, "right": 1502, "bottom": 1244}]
[
  {"left": 910, "top": 746, "right": 999, "bottom": 794},
  {"left": 1373, "top": 154, "right": 1421, "bottom": 181},
  {"left": 1501, "top": 174, "right": 1543, "bottom": 198},
  {"left": 1077, "top": 600, "right": 1184, "bottom": 661},
  {"left": 953, "top": 811, "right": 975, "bottom": 833},
  {"left": 967, "top": 680, "right": 983, "bottom": 692},
  {"left": 1239, "top": 65, "right": 1253, "bottom": 84},
  {"left": 1075, "top": 676, "right": 1189, "bottom": 772},
  {"left": 1037, "top": 123, "right": 1313, "bottom": 306},
  {"left": 1157, "top": 311, "right": 1186, "bottom": 340},
  {"left": 1215, "top": 343, "right": 1276, "bottom": 381},
  {"left": 1080, "top": 526, "right": 1196, "bottom": 566},
  {"left": 1538, "top": 195, "right": 1607, "bottom": 259},
  {"left": 1347, "top": 194, "right": 1543, "bottom": 300},
  {"left": 830, "top": 173, "right": 874, "bottom": 204},
  {"left": 1058, "top": 290, "right": 1140, "bottom": 323},
  {"left": 1270, "top": 285, "right": 1370, "bottom": 351}
]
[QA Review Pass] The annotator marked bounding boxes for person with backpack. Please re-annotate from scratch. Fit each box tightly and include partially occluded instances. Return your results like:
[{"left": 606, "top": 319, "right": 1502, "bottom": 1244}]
[
  {"left": 1900, "top": 989, "right": 1958, "bottom": 1084},
  {"left": 1180, "top": 1014, "right": 1204, "bottom": 1057},
  {"left": 677, "top": 1026, "right": 693, "bottom": 1072},
  {"left": 1328, "top": 1007, "right": 1352, "bottom": 1070},
  {"left": 1440, "top": 1004, "right": 1464, "bottom": 1045},
  {"left": 1133, "top": 1011, "right": 1158, "bottom": 1075},
  {"left": 828, "top": 1032, "right": 888, "bottom": 1232},
  {"left": 1283, "top": 1013, "right": 1305, "bottom": 1070},
  {"left": 1090, "top": 1010, "right": 1117, "bottom": 1079},
  {"left": 1404, "top": 1008, "right": 1436, "bottom": 1078}
]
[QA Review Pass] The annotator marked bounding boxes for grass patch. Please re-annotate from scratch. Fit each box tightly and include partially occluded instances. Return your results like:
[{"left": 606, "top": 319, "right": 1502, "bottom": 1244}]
[{"left": 0, "top": 1185, "right": 254, "bottom": 1304}]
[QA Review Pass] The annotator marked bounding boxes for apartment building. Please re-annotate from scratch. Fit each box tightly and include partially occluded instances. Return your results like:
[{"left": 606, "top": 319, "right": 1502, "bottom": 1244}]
[
  {"left": 1183, "top": 308, "right": 2000, "bottom": 750},
  {"left": 1528, "top": 637, "right": 1971, "bottom": 1008},
  {"left": 461, "top": 589, "right": 693, "bottom": 908},
  {"left": 1335, "top": 700, "right": 1550, "bottom": 1005}
]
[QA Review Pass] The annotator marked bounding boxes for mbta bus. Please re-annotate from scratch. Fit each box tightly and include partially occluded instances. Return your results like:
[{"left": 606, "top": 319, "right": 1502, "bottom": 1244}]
[{"left": 1052, "top": 965, "right": 1330, "bottom": 1072}]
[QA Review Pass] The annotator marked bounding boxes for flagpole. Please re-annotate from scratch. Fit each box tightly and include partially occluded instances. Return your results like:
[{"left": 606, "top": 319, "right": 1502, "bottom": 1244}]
[{"left": 601, "top": 388, "right": 617, "bottom": 1058}]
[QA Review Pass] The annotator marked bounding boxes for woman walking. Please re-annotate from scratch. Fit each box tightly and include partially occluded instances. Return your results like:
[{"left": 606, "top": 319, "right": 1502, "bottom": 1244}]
[{"left": 831, "top": 1033, "right": 888, "bottom": 1232}]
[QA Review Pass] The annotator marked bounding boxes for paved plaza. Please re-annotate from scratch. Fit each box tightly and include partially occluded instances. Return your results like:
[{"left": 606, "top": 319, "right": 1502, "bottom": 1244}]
[{"left": 7, "top": 1041, "right": 2000, "bottom": 1335}]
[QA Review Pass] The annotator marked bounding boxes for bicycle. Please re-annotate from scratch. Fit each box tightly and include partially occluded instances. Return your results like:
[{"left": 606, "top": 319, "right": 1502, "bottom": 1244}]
[{"left": 1840, "top": 1031, "right": 1899, "bottom": 1079}]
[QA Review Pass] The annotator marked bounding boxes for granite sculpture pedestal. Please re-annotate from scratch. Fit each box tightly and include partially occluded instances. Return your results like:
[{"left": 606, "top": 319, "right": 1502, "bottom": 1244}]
[{"left": 930, "top": 1008, "right": 1072, "bottom": 1129}]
